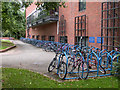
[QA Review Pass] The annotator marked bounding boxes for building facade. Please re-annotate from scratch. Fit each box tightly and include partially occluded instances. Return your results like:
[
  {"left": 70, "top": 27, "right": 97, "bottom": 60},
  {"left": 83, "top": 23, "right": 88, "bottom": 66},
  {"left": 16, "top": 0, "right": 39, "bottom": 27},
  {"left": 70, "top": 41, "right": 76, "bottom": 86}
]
[{"left": 26, "top": 1, "right": 120, "bottom": 50}]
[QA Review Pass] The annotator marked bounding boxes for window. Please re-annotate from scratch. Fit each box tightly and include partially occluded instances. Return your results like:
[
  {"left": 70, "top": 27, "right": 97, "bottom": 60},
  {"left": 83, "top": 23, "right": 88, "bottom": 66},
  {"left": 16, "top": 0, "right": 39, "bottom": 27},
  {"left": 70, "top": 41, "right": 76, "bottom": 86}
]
[
  {"left": 60, "top": 36, "right": 67, "bottom": 43},
  {"left": 79, "top": 0, "right": 86, "bottom": 11},
  {"left": 75, "top": 15, "right": 87, "bottom": 46},
  {"left": 59, "top": 15, "right": 66, "bottom": 36},
  {"left": 32, "top": 35, "right": 35, "bottom": 39},
  {"left": 59, "top": 15, "right": 66, "bottom": 43},
  {"left": 101, "top": 2, "right": 120, "bottom": 50},
  {"left": 36, "top": 35, "right": 40, "bottom": 40},
  {"left": 49, "top": 36, "right": 55, "bottom": 41},
  {"left": 75, "top": 36, "right": 88, "bottom": 46},
  {"left": 41, "top": 35, "right": 46, "bottom": 40}
]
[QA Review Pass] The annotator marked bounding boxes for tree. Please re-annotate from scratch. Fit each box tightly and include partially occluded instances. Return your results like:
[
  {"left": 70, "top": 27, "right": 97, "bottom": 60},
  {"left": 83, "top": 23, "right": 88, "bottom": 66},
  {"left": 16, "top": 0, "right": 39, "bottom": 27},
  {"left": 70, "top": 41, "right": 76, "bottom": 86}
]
[
  {"left": 22, "top": 1, "right": 66, "bottom": 14},
  {"left": 2, "top": 1, "right": 66, "bottom": 39},
  {"left": 2, "top": 2, "right": 26, "bottom": 39}
]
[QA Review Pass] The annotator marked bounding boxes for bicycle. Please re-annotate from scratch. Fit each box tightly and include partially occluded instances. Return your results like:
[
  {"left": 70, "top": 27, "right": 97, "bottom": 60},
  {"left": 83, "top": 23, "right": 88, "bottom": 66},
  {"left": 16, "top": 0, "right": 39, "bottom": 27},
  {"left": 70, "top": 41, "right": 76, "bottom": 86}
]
[
  {"left": 68, "top": 48, "right": 89, "bottom": 79},
  {"left": 57, "top": 46, "right": 89, "bottom": 80},
  {"left": 86, "top": 47, "right": 106, "bottom": 74},
  {"left": 48, "top": 43, "right": 66, "bottom": 72}
]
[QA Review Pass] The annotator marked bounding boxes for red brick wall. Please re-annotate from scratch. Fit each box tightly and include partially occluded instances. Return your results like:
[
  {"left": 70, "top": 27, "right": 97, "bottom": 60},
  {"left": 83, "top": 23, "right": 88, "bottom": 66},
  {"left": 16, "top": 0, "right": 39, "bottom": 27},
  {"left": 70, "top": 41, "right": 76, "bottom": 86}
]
[
  {"left": 26, "top": 2, "right": 103, "bottom": 48},
  {"left": 26, "top": 1, "right": 58, "bottom": 42},
  {"left": 26, "top": 0, "right": 37, "bottom": 38},
  {"left": 26, "top": 1, "right": 37, "bottom": 18},
  {"left": 59, "top": 2, "right": 102, "bottom": 48},
  {"left": 28, "top": 22, "right": 58, "bottom": 42}
]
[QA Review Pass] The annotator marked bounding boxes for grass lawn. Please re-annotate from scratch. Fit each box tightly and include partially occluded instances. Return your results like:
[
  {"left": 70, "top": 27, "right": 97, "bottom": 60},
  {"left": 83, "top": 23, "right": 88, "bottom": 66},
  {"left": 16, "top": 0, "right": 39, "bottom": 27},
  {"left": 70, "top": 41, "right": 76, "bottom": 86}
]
[
  {"left": 2, "top": 68, "right": 119, "bottom": 88},
  {"left": 0, "top": 40, "right": 14, "bottom": 50}
]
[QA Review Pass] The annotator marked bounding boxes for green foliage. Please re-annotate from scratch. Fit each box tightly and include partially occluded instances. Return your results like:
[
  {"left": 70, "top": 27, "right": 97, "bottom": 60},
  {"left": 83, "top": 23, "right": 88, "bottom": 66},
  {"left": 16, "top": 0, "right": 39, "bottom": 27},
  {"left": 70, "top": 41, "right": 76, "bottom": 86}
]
[
  {"left": 2, "top": 2, "right": 26, "bottom": 39},
  {"left": 23, "top": 2, "right": 66, "bottom": 14},
  {"left": 2, "top": 1, "right": 66, "bottom": 39},
  {"left": 112, "top": 54, "right": 120, "bottom": 79},
  {"left": 112, "top": 41, "right": 120, "bottom": 79},
  {"left": 2, "top": 68, "right": 119, "bottom": 88}
]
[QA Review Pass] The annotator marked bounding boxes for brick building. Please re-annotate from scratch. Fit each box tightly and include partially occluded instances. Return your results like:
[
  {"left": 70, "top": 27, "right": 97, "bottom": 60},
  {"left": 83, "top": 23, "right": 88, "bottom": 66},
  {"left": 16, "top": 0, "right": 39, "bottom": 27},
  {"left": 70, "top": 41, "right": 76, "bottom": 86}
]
[{"left": 26, "top": 1, "right": 120, "bottom": 50}]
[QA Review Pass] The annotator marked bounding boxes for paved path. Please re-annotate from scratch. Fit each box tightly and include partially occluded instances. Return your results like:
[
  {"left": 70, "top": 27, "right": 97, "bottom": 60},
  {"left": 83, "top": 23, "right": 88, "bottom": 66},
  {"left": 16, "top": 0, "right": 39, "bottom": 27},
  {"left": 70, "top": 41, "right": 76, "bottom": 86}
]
[{"left": 1, "top": 40, "right": 55, "bottom": 74}]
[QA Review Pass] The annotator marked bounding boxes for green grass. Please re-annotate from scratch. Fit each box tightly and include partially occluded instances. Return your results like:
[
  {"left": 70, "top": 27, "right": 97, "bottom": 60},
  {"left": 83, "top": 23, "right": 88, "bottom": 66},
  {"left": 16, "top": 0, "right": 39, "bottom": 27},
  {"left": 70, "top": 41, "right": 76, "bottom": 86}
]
[
  {"left": 1, "top": 40, "right": 11, "bottom": 43},
  {"left": 2, "top": 68, "right": 119, "bottom": 88},
  {"left": 0, "top": 40, "right": 14, "bottom": 50}
]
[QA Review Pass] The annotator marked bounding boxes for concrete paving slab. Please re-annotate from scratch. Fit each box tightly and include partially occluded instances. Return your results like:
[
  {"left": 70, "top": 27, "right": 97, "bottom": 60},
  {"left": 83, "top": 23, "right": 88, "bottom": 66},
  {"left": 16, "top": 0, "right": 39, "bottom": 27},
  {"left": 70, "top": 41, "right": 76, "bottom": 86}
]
[{"left": 1, "top": 40, "right": 55, "bottom": 74}]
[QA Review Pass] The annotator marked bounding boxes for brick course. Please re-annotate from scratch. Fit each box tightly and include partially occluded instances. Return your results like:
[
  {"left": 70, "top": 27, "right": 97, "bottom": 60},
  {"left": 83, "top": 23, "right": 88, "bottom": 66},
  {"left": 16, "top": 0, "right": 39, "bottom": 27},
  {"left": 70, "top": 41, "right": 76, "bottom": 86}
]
[{"left": 26, "top": 2, "right": 104, "bottom": 48}]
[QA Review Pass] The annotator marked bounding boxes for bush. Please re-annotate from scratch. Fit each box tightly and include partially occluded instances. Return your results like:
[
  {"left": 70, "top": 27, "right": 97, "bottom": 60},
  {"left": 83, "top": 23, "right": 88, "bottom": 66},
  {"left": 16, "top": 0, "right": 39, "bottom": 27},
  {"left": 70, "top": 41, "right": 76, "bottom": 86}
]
[{"left": 112, "top": 54, "right": 120, "bottom": 79}]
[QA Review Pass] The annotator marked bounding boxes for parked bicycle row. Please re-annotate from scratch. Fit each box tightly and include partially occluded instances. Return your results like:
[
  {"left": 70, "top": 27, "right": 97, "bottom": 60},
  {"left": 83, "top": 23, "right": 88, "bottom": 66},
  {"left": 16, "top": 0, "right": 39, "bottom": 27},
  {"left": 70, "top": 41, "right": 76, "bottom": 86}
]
[{"left": 20, "top": 37, "right": 120, "bottom": 80}]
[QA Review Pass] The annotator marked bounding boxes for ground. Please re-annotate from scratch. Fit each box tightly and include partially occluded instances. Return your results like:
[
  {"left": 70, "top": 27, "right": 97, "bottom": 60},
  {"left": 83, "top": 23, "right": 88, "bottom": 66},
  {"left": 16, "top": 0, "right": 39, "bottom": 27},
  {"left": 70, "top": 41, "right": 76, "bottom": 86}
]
[
  {"left": 1, "top": 40, "right": 119, "bottom": 88},
  {"left": 2, "top": 68, "right": 119, "bottom": 88},
  {"left": 1, "top": 40, "right": 55, "bottom": 74}
]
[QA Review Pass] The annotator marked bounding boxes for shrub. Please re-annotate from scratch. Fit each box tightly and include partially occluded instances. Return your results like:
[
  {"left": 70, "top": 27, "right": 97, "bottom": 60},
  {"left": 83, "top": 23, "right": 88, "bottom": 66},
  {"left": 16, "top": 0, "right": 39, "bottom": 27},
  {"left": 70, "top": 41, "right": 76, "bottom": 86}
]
[{"left": 112, "top": 54, "right": 120, "bottom": 79}]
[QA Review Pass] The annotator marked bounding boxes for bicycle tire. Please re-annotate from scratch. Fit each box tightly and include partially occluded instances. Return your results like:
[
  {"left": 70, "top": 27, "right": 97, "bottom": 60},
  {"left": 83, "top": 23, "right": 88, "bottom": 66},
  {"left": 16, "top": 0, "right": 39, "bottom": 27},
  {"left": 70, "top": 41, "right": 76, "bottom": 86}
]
[
  {"left": 48, "top": 58, "right": 56, "bottom": 72},
  {"left": 78, "top": 61, "right": 89, "bottom": 80},
  {"left": 58, "top": 61, "right": 67, "bottom": 80}
]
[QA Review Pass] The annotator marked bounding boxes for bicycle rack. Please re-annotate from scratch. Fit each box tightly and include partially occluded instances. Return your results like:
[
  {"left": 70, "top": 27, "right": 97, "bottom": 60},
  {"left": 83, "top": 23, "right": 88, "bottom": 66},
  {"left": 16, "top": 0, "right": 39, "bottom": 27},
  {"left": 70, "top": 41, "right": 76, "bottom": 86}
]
[{"left": 20, "top": 37, "right": 120, "bottom": 80}]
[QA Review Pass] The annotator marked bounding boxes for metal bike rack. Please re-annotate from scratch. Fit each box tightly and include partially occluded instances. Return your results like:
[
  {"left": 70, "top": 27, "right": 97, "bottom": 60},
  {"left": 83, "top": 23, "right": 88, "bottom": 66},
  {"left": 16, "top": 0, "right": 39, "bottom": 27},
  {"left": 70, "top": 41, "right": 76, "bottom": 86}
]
[{"left": 20, "top": 37, "right": 120, "bottom": 80}]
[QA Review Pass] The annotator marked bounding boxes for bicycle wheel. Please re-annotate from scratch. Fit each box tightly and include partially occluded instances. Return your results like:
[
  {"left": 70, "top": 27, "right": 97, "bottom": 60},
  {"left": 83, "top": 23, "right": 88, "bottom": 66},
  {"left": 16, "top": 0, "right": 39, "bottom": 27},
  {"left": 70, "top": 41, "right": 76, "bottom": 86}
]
[
  {"left": 48, "top": 58, "right": 56, "bottom": 72},
  {"left": 58, "top": 61, "right": 67, "bottom": 80},
  {"left": 78, "top": 61, "right": 89, "bottom": 79}
]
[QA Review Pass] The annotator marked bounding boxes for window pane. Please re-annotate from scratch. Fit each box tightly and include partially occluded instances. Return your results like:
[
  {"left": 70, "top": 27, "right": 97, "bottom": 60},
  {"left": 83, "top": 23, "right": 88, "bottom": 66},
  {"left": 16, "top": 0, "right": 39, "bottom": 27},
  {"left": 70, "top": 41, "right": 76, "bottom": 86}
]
[
  {"left": 79, "top": 0, "right": 86, "bottom": 11},
  {"left": 36, "top": 35, "right": 39, "bottom": 40},
  {"left": 60, "top": 36, "right": 67, "bottom": 43},
  {"left": 49, "top": 36, "right": 55, "bottom": 41}
]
